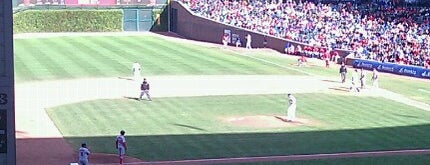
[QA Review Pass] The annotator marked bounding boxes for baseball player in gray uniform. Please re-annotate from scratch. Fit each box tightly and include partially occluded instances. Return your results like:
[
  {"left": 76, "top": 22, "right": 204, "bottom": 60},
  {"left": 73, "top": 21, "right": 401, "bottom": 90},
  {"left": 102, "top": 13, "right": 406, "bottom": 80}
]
[{"left": 139, "top": 78, "right": 152, "bottom": 101}]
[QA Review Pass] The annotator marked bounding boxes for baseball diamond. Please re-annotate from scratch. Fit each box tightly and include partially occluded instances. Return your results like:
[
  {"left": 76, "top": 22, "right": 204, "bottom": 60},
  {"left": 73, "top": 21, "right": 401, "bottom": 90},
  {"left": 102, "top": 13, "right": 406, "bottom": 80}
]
[{"left": 13, "top": 32, "right": 430, "bottom": 165}]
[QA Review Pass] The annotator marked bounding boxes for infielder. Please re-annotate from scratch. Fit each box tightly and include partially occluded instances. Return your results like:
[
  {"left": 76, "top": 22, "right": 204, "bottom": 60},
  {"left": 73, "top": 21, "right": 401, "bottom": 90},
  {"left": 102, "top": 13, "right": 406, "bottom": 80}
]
[
  {"left": 139, "top": 78, "right": 152, "bottom": 101},
  {"left": 132, "top": 62, "right": 141, "bottom": 81},
  {"left": 78, "top": 143, "right": 90, "bottom": 165},
  {"left": 116, "top": 130, "right": 127, "bottom": 165},
  {"left": 286, "top": 94, "right": 297, "bottom": 122}
]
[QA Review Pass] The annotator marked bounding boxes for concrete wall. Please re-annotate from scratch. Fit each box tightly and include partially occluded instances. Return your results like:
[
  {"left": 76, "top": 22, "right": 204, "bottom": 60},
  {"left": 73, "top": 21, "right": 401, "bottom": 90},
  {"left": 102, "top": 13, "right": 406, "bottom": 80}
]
[{"left": 171, "top": 1, "right": 352, "bottom": 58}]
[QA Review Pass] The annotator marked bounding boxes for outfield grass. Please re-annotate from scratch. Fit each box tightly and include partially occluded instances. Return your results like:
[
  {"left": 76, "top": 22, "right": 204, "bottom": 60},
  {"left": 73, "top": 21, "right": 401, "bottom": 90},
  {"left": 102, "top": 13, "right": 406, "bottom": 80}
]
[
  {"left": 47, "top": 94, "right": 430, "bottom": 161},
  {"left": 15, "top": 35, "right": 430, "bottom": 104},
  {"left": 13, "top": 36, "right": 302, "bottom": 82}
]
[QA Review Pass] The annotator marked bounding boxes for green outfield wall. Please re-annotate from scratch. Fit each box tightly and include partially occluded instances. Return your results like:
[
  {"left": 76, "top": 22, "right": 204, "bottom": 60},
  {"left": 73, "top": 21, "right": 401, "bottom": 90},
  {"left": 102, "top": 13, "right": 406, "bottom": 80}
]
[{"left": 13, "top": 5, "right": 168, "bottom": 33}]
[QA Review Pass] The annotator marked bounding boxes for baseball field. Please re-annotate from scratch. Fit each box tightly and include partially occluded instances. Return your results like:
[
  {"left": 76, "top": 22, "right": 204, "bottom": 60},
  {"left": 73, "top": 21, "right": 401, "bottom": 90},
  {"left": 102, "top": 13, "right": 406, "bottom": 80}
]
[{"left": 14, "top": 32, "right": 430, "bottom": 165}]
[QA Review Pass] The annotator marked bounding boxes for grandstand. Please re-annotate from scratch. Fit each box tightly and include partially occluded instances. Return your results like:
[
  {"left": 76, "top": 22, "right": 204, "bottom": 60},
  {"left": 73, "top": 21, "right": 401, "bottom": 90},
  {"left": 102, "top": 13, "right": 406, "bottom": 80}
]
[{"left": 182, "top": 0, "right": 430, "bottom": 69}]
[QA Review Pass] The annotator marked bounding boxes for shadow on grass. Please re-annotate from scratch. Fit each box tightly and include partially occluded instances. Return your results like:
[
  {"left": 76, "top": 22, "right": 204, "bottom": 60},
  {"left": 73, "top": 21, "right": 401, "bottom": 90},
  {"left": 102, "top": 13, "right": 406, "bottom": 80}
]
[
  {"left": 393, "top": 113, "right": 421, "bottom": 119},
  {"left": 118, "top": 77, "right": 134, "bottom": 81},
  {"left": 123, "top": 96, "right": 139, "bottom": 101},
  {"left": 322, "top": 79, "right": 341, "bottom": 83},
  {"left": 17, "top": 124, "right": 430, "bottom": 165},
  {"left": 329, "top": 87, "right": 350, "bottom": 92},
  {"left": 172, "top": 123, "right": 207, "bottom": 132}
]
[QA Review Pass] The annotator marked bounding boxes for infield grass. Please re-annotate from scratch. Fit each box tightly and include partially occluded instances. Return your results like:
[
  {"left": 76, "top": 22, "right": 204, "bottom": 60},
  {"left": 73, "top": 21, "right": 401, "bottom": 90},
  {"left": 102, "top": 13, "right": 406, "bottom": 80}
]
[
  {"left": 47, "top": 93, "right": 430, "bottom": 161},
  {"left": 245, "top": 154, "right": 430, "bottom": 165}
]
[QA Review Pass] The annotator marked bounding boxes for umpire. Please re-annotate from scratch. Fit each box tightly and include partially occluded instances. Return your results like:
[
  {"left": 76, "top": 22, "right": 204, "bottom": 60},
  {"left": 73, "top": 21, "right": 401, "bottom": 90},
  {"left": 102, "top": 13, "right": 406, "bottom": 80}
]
[{"left": 339, "top": 62, "right": 347, "bottom": 83}]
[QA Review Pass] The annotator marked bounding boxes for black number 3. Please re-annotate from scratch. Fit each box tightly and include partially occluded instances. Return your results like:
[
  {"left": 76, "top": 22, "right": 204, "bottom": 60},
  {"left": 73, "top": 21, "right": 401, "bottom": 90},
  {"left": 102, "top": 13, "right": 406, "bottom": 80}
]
[{"left": 0, "top": 93, "right": 7, "bottom": 105}]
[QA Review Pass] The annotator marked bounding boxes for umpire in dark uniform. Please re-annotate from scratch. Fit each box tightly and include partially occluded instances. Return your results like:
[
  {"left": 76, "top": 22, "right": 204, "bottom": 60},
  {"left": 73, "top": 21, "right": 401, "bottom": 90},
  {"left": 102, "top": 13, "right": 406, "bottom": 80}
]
[
  {"left": 139, "top": 78, "right": 152, "bottom": 101},
  {"left": 339, "top": 62, "right": 347, "bottom": 83}
]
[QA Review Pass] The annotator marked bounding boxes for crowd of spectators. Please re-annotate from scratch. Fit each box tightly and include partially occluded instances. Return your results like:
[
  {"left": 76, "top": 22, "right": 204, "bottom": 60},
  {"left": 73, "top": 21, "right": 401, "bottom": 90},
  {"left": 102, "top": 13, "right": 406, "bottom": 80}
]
[{"left": 180, "top": 0, "right": 430, "bottom": 68}]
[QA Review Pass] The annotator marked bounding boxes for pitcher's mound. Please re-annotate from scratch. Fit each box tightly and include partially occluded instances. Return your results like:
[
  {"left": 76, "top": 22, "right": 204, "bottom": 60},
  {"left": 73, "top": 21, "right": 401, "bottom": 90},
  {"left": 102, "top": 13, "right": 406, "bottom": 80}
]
[{"left": 221, "top": 115, "right": 316, "bottom": 128}]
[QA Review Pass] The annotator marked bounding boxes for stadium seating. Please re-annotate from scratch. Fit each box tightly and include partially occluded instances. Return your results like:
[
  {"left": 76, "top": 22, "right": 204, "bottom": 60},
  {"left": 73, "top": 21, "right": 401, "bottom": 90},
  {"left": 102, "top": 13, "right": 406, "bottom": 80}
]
[{"left": 181, "top": 0, "right": 430, "bottom": 68}]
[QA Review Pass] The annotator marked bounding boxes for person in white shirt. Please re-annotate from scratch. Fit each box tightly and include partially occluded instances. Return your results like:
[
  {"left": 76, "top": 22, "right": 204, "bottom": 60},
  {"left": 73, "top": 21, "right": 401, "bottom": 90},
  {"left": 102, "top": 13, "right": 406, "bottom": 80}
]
[
  {"left": 132, "top": 62, "right": 141, "bottom": 81},
  {"left": 360, "top": 68, "right": 366, "bottom": 89},
  {"left": 116, "top": 130, "right": 127, "bottom": 165},
  {"left": 78, "top": 143, "right": 90, "bottom": 165},
  {"left": 246, "top": 34, "right": 252, "bottom": 49},
  {"left": 350, "top": 69, "right": 361, "bottom": 92},
  {"left": 371, "top": 68, "right": 379, "bottom": 89},
  {"left": 286, "top": 94, "right": 297, "bottom": 122}
]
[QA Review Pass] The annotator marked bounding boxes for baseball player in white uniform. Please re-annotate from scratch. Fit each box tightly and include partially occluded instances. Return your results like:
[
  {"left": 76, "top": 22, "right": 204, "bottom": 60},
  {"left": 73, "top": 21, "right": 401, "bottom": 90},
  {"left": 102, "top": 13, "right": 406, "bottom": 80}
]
[
  {"left": 116, "top": 130, "right": 127, "bottom": 165},
  {"left": 360, "top": 68, "right": 366, "bottom": 89},
  {"left": 350, "top": 69, "right": 360, "bottom": 92},
  {"left": 78, "top": 143, "right": 90, "bottom": 165},
  {"left": 246, "top": 34, "right": 252, "bottom": 49},
  {"left": 371, "top": 68, "right": 379, "bottom": 89},
  {"left": 132, "top": 62, "right": 141, "bottom": 81},
  {"left": 287, "top": 94, "right": 297, "bottom": 122}
]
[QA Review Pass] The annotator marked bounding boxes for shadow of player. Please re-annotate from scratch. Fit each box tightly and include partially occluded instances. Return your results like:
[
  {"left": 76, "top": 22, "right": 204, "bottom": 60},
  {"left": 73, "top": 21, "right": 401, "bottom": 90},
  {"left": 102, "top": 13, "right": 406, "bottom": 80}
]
[
  {"left": 123, "top": 96, "right": 139, "bottom": 101},
  {"left": 118, "top": 77, "right": 134, "bottom": 81}
]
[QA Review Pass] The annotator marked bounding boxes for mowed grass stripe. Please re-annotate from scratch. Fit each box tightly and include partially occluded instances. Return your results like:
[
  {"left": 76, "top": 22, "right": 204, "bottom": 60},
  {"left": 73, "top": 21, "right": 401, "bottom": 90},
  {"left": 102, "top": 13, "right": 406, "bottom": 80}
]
[
  {"left": 167, "top": 99, "right": 217, "bottom": 159},
  {"left": 150, "top": 37, "right": 249, "bottom": 74},
  {"left": 14, "top": 36, "right": 304, "bottom": 82},
  {"left": 41, "top": 37, "right": 103, "bottom": 77},
  {"left": 86, "top": 37, "right": 139, "bottom": 73},
  {"left": 154, "top": 36, "right": 300, "bottom": 75},
  {"left": 83, "top": 37, "right": 139, "bottom": 75},
  {"left": 138, "top": 36, "right": 245, "bottom": 75},
  {"left": 13, "top": 53, "right": 39, "bottom": 82},
  {"left": 112, "top": 36, "right": 191, "bottom": 74},
  {"left": 33, "top": 39, "right": 78, "bottom": 78},
  {"left": 162, "top": 38, "right": 284, "bottom": 75},
  {"left": 16, "top": 39, "right": 73, "bottom": 79},
  {"left": 154, "top": 98, "right": 185, "bottom": 134},
  {"left": 14, "top": 39, "right": 53, "bottom": 78},
  {"left": 127, "top": 36, "right": 202, "bottom": 73},
  {"left": 78, "top": 37, "right": 131, "bottom": 75},
  {"left": 66, "top": 37, "right": 126, "bottom": 76}
]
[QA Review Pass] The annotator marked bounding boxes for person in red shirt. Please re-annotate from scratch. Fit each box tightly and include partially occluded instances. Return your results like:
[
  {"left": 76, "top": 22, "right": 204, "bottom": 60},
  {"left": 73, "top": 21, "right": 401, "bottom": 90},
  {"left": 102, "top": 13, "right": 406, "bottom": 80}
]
[
  {"left": 425, "top": 58, "right": 430, "bottom": 69},
  {"left": 298, "top": 55, "right": 307, "bottom": 67},
  {"left": 324, "top": 50, "right": 330, "bottom": 68}
]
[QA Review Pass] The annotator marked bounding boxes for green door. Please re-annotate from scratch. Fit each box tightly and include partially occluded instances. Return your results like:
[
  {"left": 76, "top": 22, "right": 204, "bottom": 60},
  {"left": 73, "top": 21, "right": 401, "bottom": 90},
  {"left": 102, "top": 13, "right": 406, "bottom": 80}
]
[{"left": 123, "top": 9, "right": 154, "bottom": 32}]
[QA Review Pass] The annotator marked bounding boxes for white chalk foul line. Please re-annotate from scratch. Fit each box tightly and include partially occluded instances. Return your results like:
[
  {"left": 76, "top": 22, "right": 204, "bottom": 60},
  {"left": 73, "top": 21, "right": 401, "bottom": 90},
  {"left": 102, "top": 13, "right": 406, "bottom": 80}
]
[
  {"left": 224, "top": 48, "right": 315, "bottom": 76},
  {"left": 92, "top": 149, "right": 430, "bottom": 165},
  {"left": 418, "top": 89, "right": 430, "bottom": 94}
]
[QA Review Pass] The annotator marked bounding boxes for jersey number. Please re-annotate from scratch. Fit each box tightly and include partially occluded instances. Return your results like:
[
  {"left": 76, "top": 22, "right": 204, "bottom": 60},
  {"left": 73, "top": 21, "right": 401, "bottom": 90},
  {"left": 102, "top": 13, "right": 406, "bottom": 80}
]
[
  {"left": 0, "top": 93, "right": 7, "bottom": 105},
  {"left": 80, "top": 151, "right": 84, "bottom": 157}
]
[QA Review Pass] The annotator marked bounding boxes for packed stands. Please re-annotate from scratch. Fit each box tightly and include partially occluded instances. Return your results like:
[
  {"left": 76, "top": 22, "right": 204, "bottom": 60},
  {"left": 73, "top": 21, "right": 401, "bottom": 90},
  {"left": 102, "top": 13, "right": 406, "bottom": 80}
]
[{"left": 181, "top": 0, "right": 430, "bottom": 68}]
